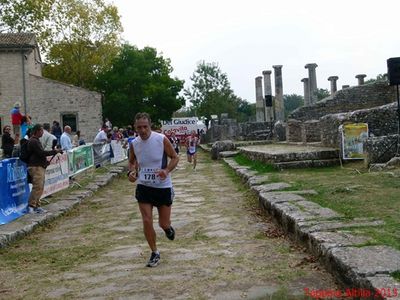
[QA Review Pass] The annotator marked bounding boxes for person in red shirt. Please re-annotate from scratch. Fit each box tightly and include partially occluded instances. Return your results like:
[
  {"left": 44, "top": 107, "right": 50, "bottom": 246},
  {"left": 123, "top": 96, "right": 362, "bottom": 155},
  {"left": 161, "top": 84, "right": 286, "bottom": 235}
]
[{"left": 10, "top": 102, "right": 23, "bottom": 136}]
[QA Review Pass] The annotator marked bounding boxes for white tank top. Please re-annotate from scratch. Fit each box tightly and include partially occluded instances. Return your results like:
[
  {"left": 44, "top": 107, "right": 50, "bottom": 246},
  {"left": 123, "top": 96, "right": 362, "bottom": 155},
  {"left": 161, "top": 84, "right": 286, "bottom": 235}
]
[{"left": 131, "top": 131, "right": 172, "bottom": 188}]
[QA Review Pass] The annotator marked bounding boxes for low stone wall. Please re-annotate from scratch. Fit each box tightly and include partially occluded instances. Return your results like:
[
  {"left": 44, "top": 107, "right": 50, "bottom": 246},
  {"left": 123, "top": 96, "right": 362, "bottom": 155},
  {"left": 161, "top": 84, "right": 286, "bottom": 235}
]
[
  {"left": 302, "top": 120, "right": 321, "bottom": 143},
  {"left": 205, "top": 121, "right": 273, "bottom": 143},
  {"left": 365, "top": 134, "right": 400, "bottom": 164},
  {"left": 286, "top": 119, "right": 302, "bottom": 142},
  {"left": 289, "top": 81, "right": 396, "bottom": 122},
  {"left": 320, "top": 102, "right": 398, "bottom": 148}
]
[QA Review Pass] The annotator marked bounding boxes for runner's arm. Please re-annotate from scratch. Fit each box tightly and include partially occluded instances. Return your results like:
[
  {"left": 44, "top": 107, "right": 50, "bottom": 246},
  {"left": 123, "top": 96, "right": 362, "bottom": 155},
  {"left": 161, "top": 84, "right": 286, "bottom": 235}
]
[{"left": 127, "top": 143, "right": 138, "bottom": 182}]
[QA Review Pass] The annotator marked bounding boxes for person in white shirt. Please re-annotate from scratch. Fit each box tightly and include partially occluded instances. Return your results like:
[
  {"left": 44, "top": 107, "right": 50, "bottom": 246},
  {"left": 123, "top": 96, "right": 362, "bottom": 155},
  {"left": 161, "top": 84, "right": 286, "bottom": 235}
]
[
  {"left": 94, "top": 125, "right": 108, "bottom": 143},
  {"left": 60, "top": 125, "right": 73, "bottom": 150},
  {"left": 39, "top": 123, "right": 58, "bottom": 150},
  {"left": 128, "top": 112, "right": 178, "bottom": 267}
]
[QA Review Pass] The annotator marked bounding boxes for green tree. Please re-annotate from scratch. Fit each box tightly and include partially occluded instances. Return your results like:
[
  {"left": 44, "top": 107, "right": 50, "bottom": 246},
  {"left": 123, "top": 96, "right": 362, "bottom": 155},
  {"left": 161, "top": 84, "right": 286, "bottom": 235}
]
[
  {"left": 95, "top": 44, "right": 185, "bottom": 126},
  {"left": 316, "top": 88, "right": 330, "bottom": 101},
  {"left": 365, "top": 74, "right": 387, "bottom": 84},
  {"left": 284, "top": 94, "right": 304, "bottom": 118},
  {"left": 1, "top": 0, "right": 122, "bottom": 89},
  {"left": 184, "top": 61, "right": 253, "bottom": 122}
]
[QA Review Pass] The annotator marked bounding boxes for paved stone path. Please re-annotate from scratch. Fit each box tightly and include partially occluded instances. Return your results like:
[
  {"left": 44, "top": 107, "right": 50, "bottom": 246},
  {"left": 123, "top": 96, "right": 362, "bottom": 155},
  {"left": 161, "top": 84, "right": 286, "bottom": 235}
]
[{"left": 0, "top": 152, "right": 341, "bottom": 299}]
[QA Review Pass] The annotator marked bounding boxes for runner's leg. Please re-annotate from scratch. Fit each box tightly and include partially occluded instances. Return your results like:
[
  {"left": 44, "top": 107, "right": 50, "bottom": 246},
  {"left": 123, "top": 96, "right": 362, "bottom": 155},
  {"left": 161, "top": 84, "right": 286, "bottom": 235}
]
[
  {"left": 157, "top": 205, "right": 172, "bottom": 230},
  {"left": 138, "top": 202, "right": 157, "bottom": 252},
  {"left": 193, "top": 153, "right": 197, "bottom": 169}
]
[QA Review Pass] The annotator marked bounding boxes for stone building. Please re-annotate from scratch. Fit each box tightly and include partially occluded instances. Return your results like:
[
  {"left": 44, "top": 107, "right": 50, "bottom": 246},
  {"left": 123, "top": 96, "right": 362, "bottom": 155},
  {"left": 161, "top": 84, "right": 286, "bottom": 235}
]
[{"left": 0, "top": 33, "right": 102, "bottom": 141}]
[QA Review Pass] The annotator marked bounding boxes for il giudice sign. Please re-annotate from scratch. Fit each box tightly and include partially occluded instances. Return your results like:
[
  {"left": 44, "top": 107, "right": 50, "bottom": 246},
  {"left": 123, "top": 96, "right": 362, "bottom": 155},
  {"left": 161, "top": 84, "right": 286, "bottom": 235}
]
[{"left": 161, "top": 118, "right": 205, "bottom": 138}]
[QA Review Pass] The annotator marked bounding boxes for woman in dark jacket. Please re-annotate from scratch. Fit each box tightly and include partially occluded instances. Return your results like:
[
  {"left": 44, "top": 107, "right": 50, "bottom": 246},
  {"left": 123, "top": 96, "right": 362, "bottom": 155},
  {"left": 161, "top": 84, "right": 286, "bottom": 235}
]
[{"left": 1, "top": 125, "right": 15, "bottom": 158}]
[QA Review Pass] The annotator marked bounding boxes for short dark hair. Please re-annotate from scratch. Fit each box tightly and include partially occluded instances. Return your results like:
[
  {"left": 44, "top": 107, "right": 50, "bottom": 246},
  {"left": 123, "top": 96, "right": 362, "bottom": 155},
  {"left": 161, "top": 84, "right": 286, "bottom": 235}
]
[
  {"left": 134, "top": 112, "right": 151, "bottom": 124},
  {"left": 32, "top": 123, "right": 43, "bottom": 134},
  {"left": 43, "top": 123, "right": 51, "bottom": 130}
]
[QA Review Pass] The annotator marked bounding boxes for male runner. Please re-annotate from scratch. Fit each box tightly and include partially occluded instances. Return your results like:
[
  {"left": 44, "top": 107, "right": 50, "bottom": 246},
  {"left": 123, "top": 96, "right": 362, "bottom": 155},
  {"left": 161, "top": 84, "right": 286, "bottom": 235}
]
[
  {"left": 186, "top": 130, "right": 200, "bottom": 170},
  {"left": 128, "top": 112, "right": 179, "bottom": 267}
]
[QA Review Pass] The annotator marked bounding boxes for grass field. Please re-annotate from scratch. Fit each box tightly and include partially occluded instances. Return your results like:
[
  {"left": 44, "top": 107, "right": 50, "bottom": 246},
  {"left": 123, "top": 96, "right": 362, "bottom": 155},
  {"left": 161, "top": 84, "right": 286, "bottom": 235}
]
[{"left": 233, "top": 153, "right": 400, "bottom": 251}]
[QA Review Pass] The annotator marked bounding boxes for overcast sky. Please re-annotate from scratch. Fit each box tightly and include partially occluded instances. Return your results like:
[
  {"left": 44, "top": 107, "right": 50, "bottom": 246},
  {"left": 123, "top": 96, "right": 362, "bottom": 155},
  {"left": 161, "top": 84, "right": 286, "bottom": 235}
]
[{"left": 112, "top": 0, "right": 400, "bottom": 104}]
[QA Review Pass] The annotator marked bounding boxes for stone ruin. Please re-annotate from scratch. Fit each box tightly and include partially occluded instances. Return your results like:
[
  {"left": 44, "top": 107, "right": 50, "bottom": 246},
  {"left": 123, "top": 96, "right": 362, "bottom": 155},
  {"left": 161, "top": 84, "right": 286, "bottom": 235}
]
[{"left": 205, "top": 62, "right": 399, "bottom": 165}]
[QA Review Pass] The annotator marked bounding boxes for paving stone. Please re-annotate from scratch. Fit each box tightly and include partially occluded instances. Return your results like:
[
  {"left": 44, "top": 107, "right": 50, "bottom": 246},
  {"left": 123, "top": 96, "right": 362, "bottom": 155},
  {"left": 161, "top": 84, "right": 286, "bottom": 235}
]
[
  {"left": 308, "top": 231, "right": 373, "bottom": 257},
  {"left": 364, "top": 275, "right": 400, "bottom": 300},
  {"left": 235, "top": 168, "right": 258, "bottom": 181},
  {"left": 251, "top": 182, "right": 291, "bottom": 194},
  {"left": 219, "top": 151, "right": 239, "bottom": 157},
  {"left": 246, "top": 175, "right": 269, "bottom": 186},
  {"left": 329, "top": 246, "right": 400, "bottom": 279}
]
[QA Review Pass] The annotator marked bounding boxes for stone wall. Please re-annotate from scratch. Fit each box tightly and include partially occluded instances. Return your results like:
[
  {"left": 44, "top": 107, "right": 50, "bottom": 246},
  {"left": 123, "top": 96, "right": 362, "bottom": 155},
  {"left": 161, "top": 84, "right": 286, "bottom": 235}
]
[
  {"left": 286, "top": 119, "right": 302, "bottom": 142},
  {"left": 29, "top": 75, "right": 102, "bottom": 142},
  {"left": 204, "top": 121, "right": 273, "bottom": 143},
  {"left": 365, "top": 134, "right": 400, "bottom": 164},
  {"left": 320, "top": 102, "right": 398, "bottom": 148},
  {"left": 302, "top": 120, "right": 321, "bottom": 143},
  {"left": 289, "top": 81, "right": 396, "bottom": 122}
]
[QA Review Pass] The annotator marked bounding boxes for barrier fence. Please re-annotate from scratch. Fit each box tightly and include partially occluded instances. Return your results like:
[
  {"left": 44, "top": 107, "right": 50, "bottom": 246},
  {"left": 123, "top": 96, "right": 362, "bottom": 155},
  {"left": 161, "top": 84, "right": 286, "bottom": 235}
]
[{"left": 0, "top": 141, "right": 128, "bottom": 225}]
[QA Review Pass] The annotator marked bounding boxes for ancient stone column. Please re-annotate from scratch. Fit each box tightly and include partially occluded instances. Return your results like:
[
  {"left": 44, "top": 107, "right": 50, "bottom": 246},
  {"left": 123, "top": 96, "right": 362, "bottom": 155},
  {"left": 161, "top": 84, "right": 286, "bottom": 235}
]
[
  {"left": 262, "top": 70, "right": 273, "bottom": 122},
  {"left": 355, "top": 74, "right": 367, "bottom": 85},
  {"left": 342, "top": 85, "right": 350, "bottom": 89},
  {"left": 301, "top": 78, "right": 310, "bottom": 106},
  {"left": 328, "top": 76, "right": 339, "bottom": 95},
  {"left": 305, "top": 63, "right": 318, "bottom": 105},
  {"left": 273, "top": 65, "right": 284, "bottom": 121},
  {"left": 255, "top": 76, "right": 264, "bottom": 122}
]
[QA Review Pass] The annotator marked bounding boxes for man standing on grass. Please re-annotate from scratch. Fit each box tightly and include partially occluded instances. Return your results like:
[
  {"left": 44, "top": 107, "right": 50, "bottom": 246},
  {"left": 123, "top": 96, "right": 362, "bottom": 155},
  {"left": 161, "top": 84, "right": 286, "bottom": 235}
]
[{"left": 127, "top": 112, "right": 178, "bottom": 267}]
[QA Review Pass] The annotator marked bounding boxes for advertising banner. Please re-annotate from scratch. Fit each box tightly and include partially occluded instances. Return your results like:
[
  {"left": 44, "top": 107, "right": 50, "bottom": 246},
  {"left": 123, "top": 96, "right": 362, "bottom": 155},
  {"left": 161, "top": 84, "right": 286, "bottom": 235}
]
[
  {"left": 68, "top": 144, "right": 95, "bottom": 175},
  {"left": 341, "top": 123, "right": 369, "bottom": 159},
  {"left": 0, "top": 158, "right": 29, "bottom": 225},
  {"left": 92, "top": 143, "right": 111, "bottom": 167},
  {"left": 161, "top": 118, "right": 204, "bottom": 141},
  {"left": 41, "top": 153, "right": 69, "bottom": 199},
  {"left": 110, "top": 140, "right": 128, "bottom": 164}
]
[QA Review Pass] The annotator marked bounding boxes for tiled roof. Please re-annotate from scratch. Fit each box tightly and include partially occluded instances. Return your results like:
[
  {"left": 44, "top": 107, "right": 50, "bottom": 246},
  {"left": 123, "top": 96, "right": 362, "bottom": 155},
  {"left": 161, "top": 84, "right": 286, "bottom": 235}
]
[{"left": 0, "top": 33, "right": 36, "bottom": 48}]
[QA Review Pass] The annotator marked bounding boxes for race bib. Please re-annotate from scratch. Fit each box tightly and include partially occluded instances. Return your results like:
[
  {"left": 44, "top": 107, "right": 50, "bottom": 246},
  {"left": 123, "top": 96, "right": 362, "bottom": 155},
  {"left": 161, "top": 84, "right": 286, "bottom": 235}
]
[
  {"left": 189, "top": 146, "right": 196, "bottom": 153},
  {"left": 139, "top": 168, "right": 161, "bottom": 185}
]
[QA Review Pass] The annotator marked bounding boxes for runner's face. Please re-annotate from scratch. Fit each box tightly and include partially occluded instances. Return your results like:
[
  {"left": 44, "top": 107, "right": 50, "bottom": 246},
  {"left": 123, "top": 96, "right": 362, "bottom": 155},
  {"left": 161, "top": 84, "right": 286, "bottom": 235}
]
[{"left": 135, "top": 118, "right": 151, "bottom": 140}]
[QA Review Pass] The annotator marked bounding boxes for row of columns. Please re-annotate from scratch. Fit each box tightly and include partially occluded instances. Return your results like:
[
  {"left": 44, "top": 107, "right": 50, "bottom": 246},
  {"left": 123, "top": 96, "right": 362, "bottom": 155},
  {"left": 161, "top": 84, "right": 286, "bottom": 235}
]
[
  {"left": 255, "top": 66, "right": 285, "bottom": 122},
  {"left": 255, "top": 63, "right": 369, "bottom": 122}
]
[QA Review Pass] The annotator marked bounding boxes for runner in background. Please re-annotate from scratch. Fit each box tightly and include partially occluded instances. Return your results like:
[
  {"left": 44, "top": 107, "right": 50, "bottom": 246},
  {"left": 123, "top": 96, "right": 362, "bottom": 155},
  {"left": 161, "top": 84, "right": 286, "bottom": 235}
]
[{"left": 185, "top": 130, "right": 200, "bottom": 170}]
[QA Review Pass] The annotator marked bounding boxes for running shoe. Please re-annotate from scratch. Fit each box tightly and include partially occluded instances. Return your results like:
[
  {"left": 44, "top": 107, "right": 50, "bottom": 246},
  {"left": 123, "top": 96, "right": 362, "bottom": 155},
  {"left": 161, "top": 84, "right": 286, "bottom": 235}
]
[
  {"left": 146, "top": 251, "right": 160, "bottom": 267},
  {"left": 165, "top": 226, "right": 175, "bottom": 241}
]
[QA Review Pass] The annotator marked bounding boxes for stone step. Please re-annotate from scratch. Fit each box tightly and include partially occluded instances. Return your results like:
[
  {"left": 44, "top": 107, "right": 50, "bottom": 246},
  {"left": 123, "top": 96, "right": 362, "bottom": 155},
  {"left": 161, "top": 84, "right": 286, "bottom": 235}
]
[
  {"left": 240, "top": 148, "right": 340, "bottom": 163},
  {"left": 273, "top": 159, "right": 340, "bottom": 169}
]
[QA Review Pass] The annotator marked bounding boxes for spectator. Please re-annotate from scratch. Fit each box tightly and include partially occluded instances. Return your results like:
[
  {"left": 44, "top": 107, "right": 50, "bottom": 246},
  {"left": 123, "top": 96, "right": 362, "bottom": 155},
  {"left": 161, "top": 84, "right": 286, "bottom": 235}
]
[
  {"left": 111, "top": 126, "right": 124, "bottom": 141},
  {"left": 60, "top": 125, "right": 73, "bottom": 150},
  {"left": 51, "top": 121, "right": 62, "bottom": 145},
  {"left": 10, "top": 102, "right": 23, "bottom": 136},
  {"left": 73, "top": 130, "right": 85, "bottom": 146},
  {"left": 39, "top": 123, "right": 57, "bottom": 151},
  {"left": 94, "top": 124, "right": 108, "bottom": 143},
  {"left": 27, "top": 124, "right": 62, "bottom": 213},
  {"left": 20, "top": 115, "right": 32, "bottom": 138},
  {"left": 105, "top": 118, "right": 112, "bottom": 130},
  {"left": 1, "top": 125, "right": 15, "bottom": 158}
]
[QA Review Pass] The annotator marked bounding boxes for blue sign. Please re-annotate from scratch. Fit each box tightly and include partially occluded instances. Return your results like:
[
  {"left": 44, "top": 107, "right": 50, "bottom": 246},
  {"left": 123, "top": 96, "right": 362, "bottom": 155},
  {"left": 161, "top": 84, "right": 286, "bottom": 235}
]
[{"left": 0, "top": 158, "right": 29, "bottom": 225}]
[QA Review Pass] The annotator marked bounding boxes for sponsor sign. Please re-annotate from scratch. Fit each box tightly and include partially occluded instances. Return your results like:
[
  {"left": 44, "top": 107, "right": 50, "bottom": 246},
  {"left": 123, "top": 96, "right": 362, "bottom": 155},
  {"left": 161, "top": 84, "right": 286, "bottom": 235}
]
[
  {"left": 161, "top": 118, "right": 205, "bottom": 140},
  {"left": 0, "top": 158, "right": 29, "bottom": 225},
  {"left": 41, "top": 153, "right": 69, "bottom": 199},
  {"left": 341, "top": 123, "right": 369, "bottom": 159},
  {"left": 68, "top": 144, "right": 95, "bottom": 175}
]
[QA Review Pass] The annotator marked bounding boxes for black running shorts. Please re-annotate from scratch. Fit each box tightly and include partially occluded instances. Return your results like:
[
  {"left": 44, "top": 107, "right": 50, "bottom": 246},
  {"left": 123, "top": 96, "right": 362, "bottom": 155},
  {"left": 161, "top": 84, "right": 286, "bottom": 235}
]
[{"left": 135, "top": 184, "right": 174, "bottom": 207}]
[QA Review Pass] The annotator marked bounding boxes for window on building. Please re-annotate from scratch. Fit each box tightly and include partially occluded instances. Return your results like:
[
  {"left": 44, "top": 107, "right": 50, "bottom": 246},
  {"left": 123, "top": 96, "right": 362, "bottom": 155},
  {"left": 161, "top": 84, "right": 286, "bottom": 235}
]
[
  {"left": 0, "top": 116, "right": 2, "bottom": 135},
  {"left": 61, "top": 113, "right": 77, "bottom": 132}
]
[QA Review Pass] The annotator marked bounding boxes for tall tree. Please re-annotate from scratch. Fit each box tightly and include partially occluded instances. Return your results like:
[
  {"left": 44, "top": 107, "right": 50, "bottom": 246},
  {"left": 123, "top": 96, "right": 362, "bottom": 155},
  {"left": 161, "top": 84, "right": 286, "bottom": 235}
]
[
  {"left": 0, "top": 0, "right": 122, "bottom": 89},
  {"left": 316, "top": 88, "right": 330, "bottom": 101},
  {"left": 95, "top": 44, "right": 185, "bottom": 126},
  {"left": 284, "top": 94, "right": 304, "bottom": 118},
  {"left": 184, "top": 61, "right": 253, "bottom": 122}
]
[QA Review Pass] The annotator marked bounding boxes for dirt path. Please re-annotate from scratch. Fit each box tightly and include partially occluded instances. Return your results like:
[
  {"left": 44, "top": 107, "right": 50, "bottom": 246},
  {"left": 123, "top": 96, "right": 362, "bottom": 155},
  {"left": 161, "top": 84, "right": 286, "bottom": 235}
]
[{"left": 0, "top": 151, "right": 341, "bottom": 299}]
